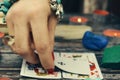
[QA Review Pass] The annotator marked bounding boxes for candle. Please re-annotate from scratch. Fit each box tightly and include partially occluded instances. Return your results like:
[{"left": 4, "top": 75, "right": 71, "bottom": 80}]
[
  {"left": 0, "top": 32, "right": 5, "bottom": 46},
  {"left": 69, "top": 16, "right": 88, "bottom": 25}
]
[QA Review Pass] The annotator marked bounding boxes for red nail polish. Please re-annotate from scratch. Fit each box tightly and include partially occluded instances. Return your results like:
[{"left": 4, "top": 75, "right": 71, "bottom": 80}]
[{"left": 47, "top": 68, "right": 54, "bottom": 74}]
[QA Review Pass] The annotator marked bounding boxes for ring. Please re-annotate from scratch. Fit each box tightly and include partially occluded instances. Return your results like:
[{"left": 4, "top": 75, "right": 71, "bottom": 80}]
[
  {"left": 50, "top": 0, "right": 64, "bottom": 20},
  {"left": 3, "top": 35, "right": 15, "bottom": 46}
]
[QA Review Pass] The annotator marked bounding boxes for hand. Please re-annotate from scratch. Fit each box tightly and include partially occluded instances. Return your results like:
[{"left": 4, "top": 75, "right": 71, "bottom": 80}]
[{"left": 5, "top": 0, "right": 57, "bottom": 70}]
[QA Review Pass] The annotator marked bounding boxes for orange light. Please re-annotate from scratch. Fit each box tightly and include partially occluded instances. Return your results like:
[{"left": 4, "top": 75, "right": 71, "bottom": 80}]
[
  {"left": 103, "top": 29, "right": 120, "bottom": 38},
  {"left": 69, "top": 16, "right": 88, "bottom": 24},
  {"left": 0, "top": 32, "right": 4, "bottom": 38},
  {"left": 77, "top": 18, "right": 82, "bottom": 23},
  {"left": 93, "top": 10, "right": 109, "bottom": 16}
]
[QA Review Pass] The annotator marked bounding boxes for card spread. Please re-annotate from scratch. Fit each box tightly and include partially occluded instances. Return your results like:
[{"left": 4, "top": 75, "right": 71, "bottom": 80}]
[
  {"left": 20, "top": 52, "right": 103, "bottom": 79},
  {"left": 54, "top": 52, "right": 90, "bottom": 75},
  {"left": 20, "top": 59, "right": 62, "bottom": 79}
]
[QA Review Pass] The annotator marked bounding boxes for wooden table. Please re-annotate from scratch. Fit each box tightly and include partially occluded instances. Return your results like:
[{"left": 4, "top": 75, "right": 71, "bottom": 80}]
[{"left": 0, "top": 14, "right": 120, "bottom": 80}]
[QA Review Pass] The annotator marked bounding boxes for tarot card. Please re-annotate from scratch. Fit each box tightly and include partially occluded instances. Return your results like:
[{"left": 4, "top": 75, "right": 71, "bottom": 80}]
[
  {"left": 87, "top": 53, "right": 103, "bottom": 79},
  {"left": 20, "top": 52, "right": 103, "bottom": 79},
  {"left": 20, "top": 59, "right": 61, "bottom": 79},
  {"left": 62, "top": 72, "right": 89, "bottom": 79},
  {"left": 54, "top": 52, "right": 90, "bottom": 75},
  {"left": 60, "top": 52, "right": 103, "bottom": 79}
]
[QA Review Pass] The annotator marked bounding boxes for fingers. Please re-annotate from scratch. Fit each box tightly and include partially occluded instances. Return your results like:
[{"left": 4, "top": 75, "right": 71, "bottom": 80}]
[
  {"left": 6, "top": 13, "right": 15, "bottom": 36},
  {"left": 6, "top": 14, "right": 39, "bottom": 64},
  {"left": 48, "top": 15, "right": 57, "bottom": 50},
  {"left": 5, "top": 10, "right": 16, "bottom": 52},
  {"left": 6, "top": 11, "right": 39, "bottom": 64},
  {"left": 13, "top": 18, "right": 39, "bottom": 64},
  {"left": 30, "top": 14, "right": 54, "bottom": 69},
  {"left": 14, "top": 18, "right": 30, "bottom": 53}
]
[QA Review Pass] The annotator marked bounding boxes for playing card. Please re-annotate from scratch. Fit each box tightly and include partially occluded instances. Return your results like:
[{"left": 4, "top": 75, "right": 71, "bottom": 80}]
[
  {"left": 20, "top": 59, "right": 61, "bottom": 79},
  {"left": 20, "top": 52, "right": 103, "bottom": 79},
  {"left": 87, "top": 53, "right": 103, "bottom": 79},
  {"left": 60, "top": 53, "right": 103, "bottom": 79},
  {"left": 54, "top": 52, "right": 90, "bottom": 75}
]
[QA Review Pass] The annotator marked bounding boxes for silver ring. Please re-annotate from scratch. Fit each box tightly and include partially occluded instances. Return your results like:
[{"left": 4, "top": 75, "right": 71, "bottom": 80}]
[
  {"left": 3, "top": 35, "right": 15, "bottom": 46},
  {"left": 50, "top": 0, "right": 64, "bottom": 20}
]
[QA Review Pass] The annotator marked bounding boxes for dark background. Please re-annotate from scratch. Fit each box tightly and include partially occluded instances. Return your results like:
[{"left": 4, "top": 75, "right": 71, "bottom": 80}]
[
  {"left": 62, "top": 0, "right": 83, "bottom": 14},
  {"left": 107, "top": 0, "right": 120, "bottom": 17},
  {"left": 62, "top": 0, "right": 120, "bottom": 17}
]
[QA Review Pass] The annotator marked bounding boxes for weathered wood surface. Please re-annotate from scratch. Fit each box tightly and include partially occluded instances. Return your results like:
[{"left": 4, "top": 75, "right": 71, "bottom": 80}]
[{"left": 0, "top": 14, "right": 120, "bottom": 80}]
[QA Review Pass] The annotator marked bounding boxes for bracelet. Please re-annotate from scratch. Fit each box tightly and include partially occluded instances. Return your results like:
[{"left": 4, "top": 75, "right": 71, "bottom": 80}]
[
  {"left": 50, "top": 0, "right": 64, "bottom": 20},
  {"left": 0, "top": 0, "right": 18, "bottom": 14},
  {"left": 0, "top": 0, "right": 63, "bottom": 21}
]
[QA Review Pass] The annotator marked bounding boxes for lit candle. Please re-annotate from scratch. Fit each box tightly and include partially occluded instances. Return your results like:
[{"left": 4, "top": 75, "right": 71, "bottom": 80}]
[
  {"left": 0, "top": 32, "right": 4, "bottom": 46},
  {"left": 69, "top": 16, "right": 88, "bottom": 24}
]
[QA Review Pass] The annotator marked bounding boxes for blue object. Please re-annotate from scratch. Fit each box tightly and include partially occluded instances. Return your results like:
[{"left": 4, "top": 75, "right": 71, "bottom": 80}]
[
  {"left": 0, "top": 0, "right": 18, "bottom": 15},
  {"left": 3, "top": 0, "right": 12, "bottom": 8},
  {"left": 0, "top": 6, "right": 9, "bottom": 14},
  {"left": 57, "top": 0, "right": 62, "bottom": 4},
  {"left": 0, "top": 0, "right": 18, "bottom": 23},
  {"left": 82, "top": 31, "right": 108, "bottom": 51}
]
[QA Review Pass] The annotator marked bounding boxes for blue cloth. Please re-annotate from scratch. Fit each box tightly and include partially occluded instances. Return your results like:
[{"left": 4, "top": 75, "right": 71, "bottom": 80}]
[{"left": 82, "top": 31, "right": 108, "bottom": 51}]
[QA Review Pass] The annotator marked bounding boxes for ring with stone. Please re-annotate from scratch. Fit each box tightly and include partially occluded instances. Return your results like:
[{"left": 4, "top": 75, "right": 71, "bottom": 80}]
[{"left": 3, "top": 35, "right": 15, "bottom": 46}]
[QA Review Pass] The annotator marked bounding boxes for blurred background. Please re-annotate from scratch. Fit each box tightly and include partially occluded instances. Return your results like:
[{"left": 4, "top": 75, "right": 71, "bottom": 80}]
[
  {"left": 62, "top": 0, "right": 120, "bottom": 18},
  {"left": 0, "top": 0, "right": 120, "bottom": 80},
  {"left": 0, "top": 0, "right": 120, "bottom": 18}
]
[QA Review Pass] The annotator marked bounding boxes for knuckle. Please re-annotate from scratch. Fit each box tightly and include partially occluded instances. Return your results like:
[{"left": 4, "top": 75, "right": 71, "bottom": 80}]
[
  {"left": 12, "top": 10, "right": 21, "bottom": 16},
  {"left": 36, "top": 42, "right": 50, "bottom": 53},
  {"left": 9, "top": 10, "right": 24, "bottom": 19},
  {"left": 29, "top": 6, "right": 50, "bottom": 18},
  {"left": 6, "top": 9, "right": 25, "bottom": 21},
  {"left": 14, "top": 47, "right": 29, "bottom": 56}
]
